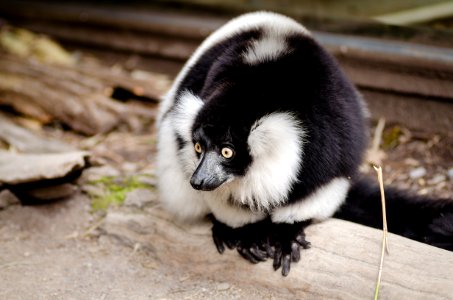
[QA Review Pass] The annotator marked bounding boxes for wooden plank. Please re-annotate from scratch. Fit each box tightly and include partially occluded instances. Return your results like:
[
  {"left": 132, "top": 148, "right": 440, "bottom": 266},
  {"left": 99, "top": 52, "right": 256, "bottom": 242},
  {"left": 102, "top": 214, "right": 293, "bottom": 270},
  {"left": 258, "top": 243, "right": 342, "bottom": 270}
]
[
  {"left": 154, "top": 0, "right": 449, "bottom": 19},
  {"left": 102, "top": 205, "right": 453, "bottom": 299},
  {"left": 0, "top": 0, "right": 225, "bottom": 40}
]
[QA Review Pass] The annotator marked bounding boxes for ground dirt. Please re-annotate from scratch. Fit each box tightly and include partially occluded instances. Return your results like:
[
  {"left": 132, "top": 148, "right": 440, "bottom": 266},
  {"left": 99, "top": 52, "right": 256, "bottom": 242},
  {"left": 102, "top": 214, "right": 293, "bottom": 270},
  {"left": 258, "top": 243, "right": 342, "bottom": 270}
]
[{"left": 0, "top": 194, "right": 274, "bottom": 300}]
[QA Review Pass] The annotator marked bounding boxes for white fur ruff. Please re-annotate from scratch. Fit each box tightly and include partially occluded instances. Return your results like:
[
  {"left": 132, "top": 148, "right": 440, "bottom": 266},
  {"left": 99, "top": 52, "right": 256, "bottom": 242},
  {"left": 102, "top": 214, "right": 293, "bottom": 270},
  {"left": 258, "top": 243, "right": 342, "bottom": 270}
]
[
  {"left": 271, "top": 177, "right": 350, "bottom": 223},
  {"left": 156, "top": 90, "right": 209, "bottom": 220},
  {"left": 229, "top": 112, "right": 305, "bottom": 211},
  {"left": 156, "top": 116, "right": 209, "bottom": 220},
  {"left": 204, "top": 185, "right": 267, "bottom": 228}
]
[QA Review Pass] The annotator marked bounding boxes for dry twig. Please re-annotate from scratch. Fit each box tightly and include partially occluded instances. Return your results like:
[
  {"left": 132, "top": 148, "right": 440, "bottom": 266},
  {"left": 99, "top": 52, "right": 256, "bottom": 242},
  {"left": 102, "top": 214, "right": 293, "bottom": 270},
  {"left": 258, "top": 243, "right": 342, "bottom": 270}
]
[{"left": 373, "top": 165, "right": 389, "bottom": 300}]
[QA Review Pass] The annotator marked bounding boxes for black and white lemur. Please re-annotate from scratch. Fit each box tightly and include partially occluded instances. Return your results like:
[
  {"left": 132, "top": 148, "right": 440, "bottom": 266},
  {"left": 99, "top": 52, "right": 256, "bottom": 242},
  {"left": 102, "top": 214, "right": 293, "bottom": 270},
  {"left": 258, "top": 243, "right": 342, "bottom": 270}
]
[{"left": 156, "top": 11, "right": 453, "bottom": 276}]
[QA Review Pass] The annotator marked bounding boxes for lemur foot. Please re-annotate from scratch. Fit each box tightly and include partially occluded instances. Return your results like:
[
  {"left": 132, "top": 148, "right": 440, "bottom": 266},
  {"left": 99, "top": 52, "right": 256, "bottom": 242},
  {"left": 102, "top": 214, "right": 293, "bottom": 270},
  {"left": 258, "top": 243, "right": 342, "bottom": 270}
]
[
  {"left": 210, "top": 215, "right": 311, "bottom": 276},
  {"left": 210, "top": 215, "right": 272, "bottom": 263},
  {"left": 268, "top": 221, "right": 311, "bottom": 276}
]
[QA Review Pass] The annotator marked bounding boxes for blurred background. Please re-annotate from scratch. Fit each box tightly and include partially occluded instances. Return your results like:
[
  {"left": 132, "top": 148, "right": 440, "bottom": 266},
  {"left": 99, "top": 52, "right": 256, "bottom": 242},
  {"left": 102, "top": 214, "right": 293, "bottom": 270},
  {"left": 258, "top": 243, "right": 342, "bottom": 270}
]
[{"left": 2, "top": 0, "right": 453, "bottom": 126}]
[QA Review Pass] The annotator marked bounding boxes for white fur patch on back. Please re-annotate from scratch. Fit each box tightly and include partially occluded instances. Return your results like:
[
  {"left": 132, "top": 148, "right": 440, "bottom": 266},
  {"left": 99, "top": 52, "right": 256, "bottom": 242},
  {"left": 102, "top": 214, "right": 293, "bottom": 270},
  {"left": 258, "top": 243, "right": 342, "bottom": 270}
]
[
  {"left": 241, "top": 12, "right": 310, "bottom": 65},
  {"left": 229, "top": 112, "right": 305, "bottom": 211},
  {"left": 243, "top": 32, "right": 288, "bottom": 64},
  {"left": 271, "top": 177, "right": 350, "bottom": 223}
]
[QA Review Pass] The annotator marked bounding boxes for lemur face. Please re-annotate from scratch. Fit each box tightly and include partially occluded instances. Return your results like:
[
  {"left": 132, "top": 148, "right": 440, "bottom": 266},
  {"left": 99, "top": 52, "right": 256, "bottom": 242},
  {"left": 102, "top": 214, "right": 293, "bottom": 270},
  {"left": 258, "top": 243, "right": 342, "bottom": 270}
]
[{"left": 190, "top": 123, "right": 252, "bottom": 191}]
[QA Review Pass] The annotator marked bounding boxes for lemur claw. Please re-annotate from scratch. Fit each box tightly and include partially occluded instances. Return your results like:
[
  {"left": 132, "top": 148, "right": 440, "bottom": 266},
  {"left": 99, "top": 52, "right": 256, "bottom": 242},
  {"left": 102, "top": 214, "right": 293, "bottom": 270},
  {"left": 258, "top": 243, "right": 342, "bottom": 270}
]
[{"left": 269, "top": 221, "right": 311, "bottom": 276}]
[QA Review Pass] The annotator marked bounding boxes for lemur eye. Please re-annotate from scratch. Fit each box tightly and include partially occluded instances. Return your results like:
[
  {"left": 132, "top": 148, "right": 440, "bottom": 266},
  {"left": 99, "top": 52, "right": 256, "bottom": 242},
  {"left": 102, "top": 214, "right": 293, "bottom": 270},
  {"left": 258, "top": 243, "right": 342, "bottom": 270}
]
[
  {"left": 194, "top": 142, "right": 202, "bottom": 153},
  {"left": 221, "top": 147, "right": 234, "bottom": 159}
]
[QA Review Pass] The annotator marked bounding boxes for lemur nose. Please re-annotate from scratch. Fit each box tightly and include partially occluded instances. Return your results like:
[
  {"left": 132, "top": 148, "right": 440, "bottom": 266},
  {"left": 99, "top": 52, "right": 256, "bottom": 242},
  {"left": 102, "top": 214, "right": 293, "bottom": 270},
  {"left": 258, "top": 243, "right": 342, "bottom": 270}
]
[{"left": 190, "top": 177, "right": 204, "bottom": 190}]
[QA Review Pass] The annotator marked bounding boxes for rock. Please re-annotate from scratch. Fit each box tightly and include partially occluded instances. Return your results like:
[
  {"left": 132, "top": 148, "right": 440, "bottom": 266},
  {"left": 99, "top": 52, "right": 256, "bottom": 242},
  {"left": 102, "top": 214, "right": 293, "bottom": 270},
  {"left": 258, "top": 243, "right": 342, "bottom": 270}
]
[
  {"left": 448, "top": 168, "right": 453, "bottom": 181},
  {"left": 0, "top": 113, "right": 75, "bottom": 153},
  {"left": 0, "top": 150, "right": 89, "bottom": 185},
  {"left": 427, "top": 174, "right": 446, "bottom": 185},
  {"left": 403, "top": 158, "right": 419, "bottom": 167},
  {"left": 135, "top": 174, "right": 157, "bottom": 187},
  {"left": 77, "top": 165, "right": 121, "bottom": 184},
  {"left": 20, "top": 183, "right": 78, "bottom": 201},
  {"left": 124, "top": 188, "right": 156, "bottom": 208},
  {"left": 409, "top": 167, "right": 427, "bottom": 179},
  {"left": 122, "top": 162, "right": 138, "bottom": 173},
  {"left": 216, "top": 283, "right": 230, "bottom": 291},
  {"left": 0, "top": 189, "right": 20, "bottom": 209},
  {"left": 80, "top": 183, "right": 105, "bottom": 199}
]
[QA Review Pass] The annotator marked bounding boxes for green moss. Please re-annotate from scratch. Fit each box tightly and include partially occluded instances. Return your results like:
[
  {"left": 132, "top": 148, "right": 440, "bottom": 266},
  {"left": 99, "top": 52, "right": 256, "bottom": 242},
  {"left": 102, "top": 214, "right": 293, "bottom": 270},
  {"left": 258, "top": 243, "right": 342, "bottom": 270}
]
[
  {"left": 87, "top": 175, "right": 154, "bottom": 211},
  {"left": 382, "top": 126, "right": 404, "bottom": 149}
]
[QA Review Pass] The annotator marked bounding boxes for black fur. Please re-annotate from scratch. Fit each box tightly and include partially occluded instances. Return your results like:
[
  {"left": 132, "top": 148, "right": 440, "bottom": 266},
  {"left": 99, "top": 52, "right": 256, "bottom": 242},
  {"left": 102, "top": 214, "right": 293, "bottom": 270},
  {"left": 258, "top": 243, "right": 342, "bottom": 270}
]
[{"left": 175, "top": 133, "right": 186, "bottom": 150}]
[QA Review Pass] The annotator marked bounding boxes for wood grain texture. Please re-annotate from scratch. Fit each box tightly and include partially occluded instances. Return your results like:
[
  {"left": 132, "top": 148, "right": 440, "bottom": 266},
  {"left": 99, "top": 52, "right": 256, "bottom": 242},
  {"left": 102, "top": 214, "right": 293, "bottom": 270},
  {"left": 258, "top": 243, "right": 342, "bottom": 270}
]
[
  {"left": 0, "top": 55, "right": 164, "bottom": 135},
  {"left": 103, "top": 204, "right": 453, "bottom": 299}
]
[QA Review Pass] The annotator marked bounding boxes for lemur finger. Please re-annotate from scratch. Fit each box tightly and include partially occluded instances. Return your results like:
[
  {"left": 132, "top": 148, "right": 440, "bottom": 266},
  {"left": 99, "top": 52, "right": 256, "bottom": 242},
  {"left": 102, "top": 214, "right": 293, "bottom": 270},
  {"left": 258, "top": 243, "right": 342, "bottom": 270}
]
[
  {"left": 291, "top": 241, "right": 301, "bottom": 262},
  {"left": 238, "top": 247, "right": 260, "bottom": 264},
  {"left": 281, "top": 254, "right": 291, "bottom": 276},
  {"left": 295, "top": 234, "right": 311, "bottom": 249},
  {"left": 225, "top": 238, "right": 238, "bottom": 249},
  {"left": 266, "top": 244, "right": 276, "bottom": 257},
  {"left": 213, "top": 235, "right": 225, "bottom": 254},
  {"left": 273, "top": 248, "right": 282, "bottom": 271},
  {"left": 249, "top": 246, "right": 268, "bottom": 261}
]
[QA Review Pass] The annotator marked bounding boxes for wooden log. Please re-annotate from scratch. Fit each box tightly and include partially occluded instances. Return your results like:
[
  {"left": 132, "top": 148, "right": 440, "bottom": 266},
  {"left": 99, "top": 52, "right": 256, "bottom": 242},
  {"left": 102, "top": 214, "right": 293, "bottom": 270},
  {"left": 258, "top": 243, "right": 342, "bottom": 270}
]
[
  {"left": 22, "top": 22, "right": 200, "bottom": 61},
  {"left": 3, "top": 2, "right": 453, "bottom": 134},
  {"left": 373, "top": 2, "right": 453, "bottom": 25},
  {"left": 0, "top": 55, "right": 167, "bottom": 135},
  {"left": 17, "top": 19, "right": 453, "bottom": 99},
  {"left": 102, "top": 204, "right": 453, "bottom": 299},
  {"left": 4, "top": 5, "right": 453, "bottom": 134}
]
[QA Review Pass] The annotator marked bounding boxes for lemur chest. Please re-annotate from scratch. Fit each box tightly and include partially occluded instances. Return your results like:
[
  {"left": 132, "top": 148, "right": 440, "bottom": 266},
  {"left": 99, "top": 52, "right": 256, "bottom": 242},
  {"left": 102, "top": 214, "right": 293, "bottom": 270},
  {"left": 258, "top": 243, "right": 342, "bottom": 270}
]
[{"left": 202, "top": 192, "right": 267, "bottom": 228}]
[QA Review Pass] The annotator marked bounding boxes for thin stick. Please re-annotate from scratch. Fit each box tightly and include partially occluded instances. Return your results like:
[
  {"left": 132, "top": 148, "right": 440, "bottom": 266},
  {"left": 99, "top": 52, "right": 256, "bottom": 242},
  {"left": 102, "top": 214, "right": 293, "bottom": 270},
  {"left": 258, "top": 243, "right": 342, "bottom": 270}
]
[
  {"left": 372, "top": 118, "right": 386, "bottom": 154},
  {"left": 373, "top": 165, "right": 389, "bottom": 300},
  {"left": 81, "top": 216, "right": 106, "bottom": 238}
]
